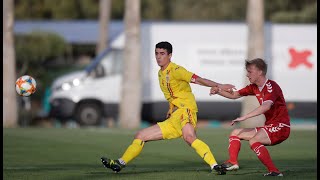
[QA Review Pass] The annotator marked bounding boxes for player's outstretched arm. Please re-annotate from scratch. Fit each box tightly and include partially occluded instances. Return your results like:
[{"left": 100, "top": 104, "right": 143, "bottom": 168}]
[
  {"left": 210, "top": 86, "right": 241, "bottom": 99},
  {"left": 194, "top": 76, "right": 235, "bottom": 92},
  {"left": 230, "top": 101, "right": 272, "bottom": 125}
]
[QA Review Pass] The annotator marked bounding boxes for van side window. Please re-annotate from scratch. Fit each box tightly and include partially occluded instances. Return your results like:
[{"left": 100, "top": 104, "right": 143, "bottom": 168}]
[
  {"left": 111, "top": 49, "right": 123, "bottom": 75},
  {"left": 94, "top": 64, "right": 105, "bottom": 78},
  {"left": 95, "top": 49, "right": 123, "bottom": 78}
]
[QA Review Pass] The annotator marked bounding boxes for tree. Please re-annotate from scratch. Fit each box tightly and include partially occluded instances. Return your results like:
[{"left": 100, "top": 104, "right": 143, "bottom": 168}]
[
  {"left": 119, "top": 0, "right": 142, "bottom": 129},
  {"left": 3, "top": 0, "right": 18, "bottom": 127},
  {"left": 241, "top": 0, "right": 265, "bottom": 128},
  {"left": 96, "top": 0, "right": 111, "bottom": 54}
]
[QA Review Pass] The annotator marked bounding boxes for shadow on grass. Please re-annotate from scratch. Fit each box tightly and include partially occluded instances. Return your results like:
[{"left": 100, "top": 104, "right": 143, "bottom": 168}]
[{"left": 4, "top": 158, "right": 317, "bottom": 179}]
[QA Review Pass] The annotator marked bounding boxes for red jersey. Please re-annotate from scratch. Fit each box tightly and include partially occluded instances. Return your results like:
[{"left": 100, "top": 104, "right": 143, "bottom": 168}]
[{"left": 238, "top": 79, "right": 290, "bottom": 125}]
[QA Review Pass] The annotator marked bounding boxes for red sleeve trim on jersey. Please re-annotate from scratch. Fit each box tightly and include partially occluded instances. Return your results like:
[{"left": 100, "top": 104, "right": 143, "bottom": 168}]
[{"left": 190, "top": 74, "right": 199, "bottom": 83}]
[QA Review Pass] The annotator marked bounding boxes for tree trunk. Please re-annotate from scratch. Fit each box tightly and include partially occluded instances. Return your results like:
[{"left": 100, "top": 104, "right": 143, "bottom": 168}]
[
  {"left": 119, "top": 0, "right": 141, "bottom": 129},
  {"left": 96, "top": 0, "right": 111, "bottom": 54},
  {"left": 241, "top": 0, "right": 265, "bottom": 128},
  {"left": 3, "top": 0, "right": 18, "bottom": 127}
]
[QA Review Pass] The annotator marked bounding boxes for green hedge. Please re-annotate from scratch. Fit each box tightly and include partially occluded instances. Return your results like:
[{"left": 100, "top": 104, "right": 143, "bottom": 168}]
[{"left": 15, "top": 31, "right": 68, "bottom": 64}]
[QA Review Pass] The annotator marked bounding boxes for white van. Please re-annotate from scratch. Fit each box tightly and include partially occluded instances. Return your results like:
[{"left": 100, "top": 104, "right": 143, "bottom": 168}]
[{"left": 49, "top": 22, "right": 317, "bottom": 126}]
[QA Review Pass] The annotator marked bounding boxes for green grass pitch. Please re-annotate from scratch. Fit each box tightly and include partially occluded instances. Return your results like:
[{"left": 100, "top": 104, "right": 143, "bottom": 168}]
[{"left": 3, "top": 127, "right": 317, "bottom": 180}]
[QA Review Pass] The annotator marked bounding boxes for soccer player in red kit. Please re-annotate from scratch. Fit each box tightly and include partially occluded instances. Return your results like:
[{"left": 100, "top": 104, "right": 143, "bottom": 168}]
[{"left": 210, "top": 58, "right": 290, "bottom": 176}]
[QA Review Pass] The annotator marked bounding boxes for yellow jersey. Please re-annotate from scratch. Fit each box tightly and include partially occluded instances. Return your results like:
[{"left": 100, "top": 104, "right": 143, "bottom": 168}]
[{"left": 158, "top": 62, "right": 198, "bottom": 112}]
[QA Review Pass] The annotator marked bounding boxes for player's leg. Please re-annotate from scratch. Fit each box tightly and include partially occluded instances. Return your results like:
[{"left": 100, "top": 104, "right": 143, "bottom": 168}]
[
  {"left": 181, "top": 114, "right": 225, "bottom": 175},
  {"left": 121, "top": 124, "right": 163, "bottom": 163},
  {"left": 249, "top": 129, "right": 283, "bottom": 176},
  {"left": 222, "top": 128, "right": 256, "bottom": 171},
  {"left": 101, "top": 124, "right": 163, "bottom": 172}
]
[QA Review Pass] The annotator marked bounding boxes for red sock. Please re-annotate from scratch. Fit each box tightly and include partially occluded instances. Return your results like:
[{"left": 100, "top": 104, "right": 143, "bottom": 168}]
[
  {"left": 250, "top": 142, "right": 279, "bottom": 172},
  {"left": 228, "top": 136, "right": 241, "bottom": 164}
]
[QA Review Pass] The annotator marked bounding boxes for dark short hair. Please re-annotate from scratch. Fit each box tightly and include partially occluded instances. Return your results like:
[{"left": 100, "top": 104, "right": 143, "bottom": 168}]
[
  {"left": 155, "top": 41, "right": 172, "bottom": 54},
  {"left": 245, "top": 58, "right": 268, "bottom": 75}
]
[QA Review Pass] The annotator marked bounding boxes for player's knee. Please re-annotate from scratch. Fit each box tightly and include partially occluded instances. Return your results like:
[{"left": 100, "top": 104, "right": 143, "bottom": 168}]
[
  {"left": 183, "top": 134, "right": 196, "bottom": 145},
  {"left": 230, "top": 128, "right": 242, "bottom": 136},
  {"left": 134, "top": 131, "right": 145, "bottom": 141},
  {"left": 249, "top": 138, "right": 259, "bottom": 146}
]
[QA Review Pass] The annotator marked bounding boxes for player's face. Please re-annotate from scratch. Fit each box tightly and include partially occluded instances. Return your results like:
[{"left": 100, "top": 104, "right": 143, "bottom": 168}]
[
  {"left": 155, "top": 48, "right": 171, "bottom": 68},
  {"left": 246, "top": 65, "right": 262, "bottom": 84}
]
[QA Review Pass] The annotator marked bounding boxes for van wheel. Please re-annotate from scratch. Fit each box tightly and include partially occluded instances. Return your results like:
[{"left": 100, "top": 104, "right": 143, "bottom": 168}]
[{"left": 75, "top": 103, "right": 102, "bottom": 126}]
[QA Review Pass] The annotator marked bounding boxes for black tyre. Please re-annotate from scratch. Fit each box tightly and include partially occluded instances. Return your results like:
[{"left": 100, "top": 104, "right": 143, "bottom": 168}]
[{"left": 75, "top": 102, "right": 102, "bottom": 126}]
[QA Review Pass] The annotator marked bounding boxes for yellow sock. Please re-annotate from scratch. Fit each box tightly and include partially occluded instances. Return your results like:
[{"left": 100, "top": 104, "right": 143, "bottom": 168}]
[
  {"left": 121, "top": 139, "right": 145, "bottom": 164},
  {"left": 191, "top": 139, "right": 217, "bottom": 167}
]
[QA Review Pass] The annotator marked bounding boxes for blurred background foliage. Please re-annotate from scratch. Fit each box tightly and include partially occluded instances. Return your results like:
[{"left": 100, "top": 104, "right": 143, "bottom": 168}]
[
  {"left": 15, "top": 31, "right": 84, "bottom": 101},
  {"left": 14, "top": 0, "right": 316, "bottom": 22},
  {"left": 15, "top": 31, "right": 69, "bottom": 67}
]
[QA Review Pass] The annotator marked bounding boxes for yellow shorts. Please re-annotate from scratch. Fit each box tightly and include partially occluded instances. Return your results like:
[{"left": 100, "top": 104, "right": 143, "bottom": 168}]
[{"left": 157, "top": 108, "right": 197, "bottom": 139}]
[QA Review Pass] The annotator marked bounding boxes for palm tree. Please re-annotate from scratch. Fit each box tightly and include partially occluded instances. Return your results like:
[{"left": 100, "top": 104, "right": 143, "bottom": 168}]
[
  {"left": 241, "top": 0, "right": 265, "bottom": 127},
  {"left": 3, "top": 0, "right": 18, "bottom": 127},
  {"left": 119, "top": 0, "right": 142, "bottom": 129},
  {"left": 96, "top": 0, "right": 111, "bottom": 54}
]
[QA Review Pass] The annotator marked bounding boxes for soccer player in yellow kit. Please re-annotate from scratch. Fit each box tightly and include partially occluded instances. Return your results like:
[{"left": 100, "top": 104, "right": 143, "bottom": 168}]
[{"left": 101, "top": 41, "right": 235, "bottom": 175}]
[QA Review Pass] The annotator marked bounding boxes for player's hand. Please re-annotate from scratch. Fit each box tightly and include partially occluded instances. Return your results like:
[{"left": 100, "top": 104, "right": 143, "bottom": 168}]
[
  {"left": 218, "top": 84, "right": 236, "bottom": 93},
  {"left": 210, "top": 86, "right": 220, "bottom": 96},
  {"left": 230, "top": 116, "right": 246, "bottom": 126}
]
